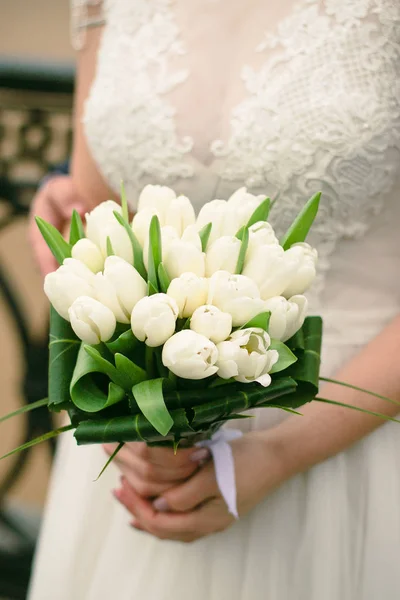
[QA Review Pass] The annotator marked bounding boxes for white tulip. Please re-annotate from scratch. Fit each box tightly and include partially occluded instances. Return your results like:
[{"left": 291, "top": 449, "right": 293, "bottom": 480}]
[
  {"left": 205, "top": 236, "right": 241, "bottom": 277},
  {"left": 196, "top": 200, "right": 230, "bottom": 245},
  {"left": 162, "top": 330, "right": 218, "bottom": 380},
  {"left": 264, "top": 295, "right": 308, "bottom": 342},
  {"left": 167, "top": 273, "right": 208, "bottom": 318},
  {"left": 207, "top": 270, "right": 265, "bottom": 327},
  {"left": 247, "top": 221, "right": 279, "bottom": 257},
  {"left": 164, "top": 239, "right": 206, "bottom": 280},
  {"left": 94, "top": 256, "right": 147, "bottom": 324},
  {"left": 71, "top": 238, "right": 104, "bottom": 273},
  {"left": 190, "top": 305, "right": 232, "bottom": 344},
  {"left": 85, "top": 200, "right": 133, "bottom": 263},
  {"left": 131, "top": 293, "right": 179, "bottom": 347},
  {"left": 143, "top": 226, "right": 179, "bottom": 270},
  {"left": 131, "top": 208, "right": 160, "bottom": 247},
  {"left": 227, "top": 187, "right": 265, "bottom": 209},
  {"left": 165, "top": 196, "right": 196, "bottom": 237},
  {"left": 180, "top": 225, "right": 203, "bottom": 251},
  {"left": 226, "top": 187, "right": 266, "bottom": 233},
  {"left": 44, "top": 258, "right": 96, "bottom": 320},
  {"left": 137, "top": 185, "right": 176, "bottom": 220},
  {"left": 282, "top": 243, "right": 318, "bottom": 297},
  {"left": 68, "top": 296, "right": 116, "bottom": 345},
  {"left": 216, "top": 328, "right": 279, "bottom": 387},
  {"left": 242, "top": 244, "right": 300, "bottom": 300}
]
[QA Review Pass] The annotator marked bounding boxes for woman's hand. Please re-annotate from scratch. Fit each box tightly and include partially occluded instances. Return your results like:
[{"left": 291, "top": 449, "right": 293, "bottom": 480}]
[
  {"left": 105, "top": 442, "right": 210, "bottom": 499},
  {"left": 29, "top": 175, "right": 87, "bottom": 276},
  {"left": 113, "top": 431, "right": 284, "bottom": 543}
]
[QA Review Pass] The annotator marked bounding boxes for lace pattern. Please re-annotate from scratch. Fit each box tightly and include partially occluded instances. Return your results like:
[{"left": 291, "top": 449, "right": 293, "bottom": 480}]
[
  {"left": 82, "top": 0, "right": 400, "bottom": 304},
  {"left": 84, "top": 0, "right": 194, "bottom": 194},
  {"left": 211, "top": 0, "right": 400, "bottom": 302}
]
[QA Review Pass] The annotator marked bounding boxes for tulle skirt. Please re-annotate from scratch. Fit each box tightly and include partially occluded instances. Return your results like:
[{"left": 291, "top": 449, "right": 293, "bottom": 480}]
[{"left": 28, "top": 342, "right": 400, "bottom": 600}]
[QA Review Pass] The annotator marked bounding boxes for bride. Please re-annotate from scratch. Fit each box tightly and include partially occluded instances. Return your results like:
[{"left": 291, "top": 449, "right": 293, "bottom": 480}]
[{"left": 28, "top": 1, "right": 400, "bottom": 599}]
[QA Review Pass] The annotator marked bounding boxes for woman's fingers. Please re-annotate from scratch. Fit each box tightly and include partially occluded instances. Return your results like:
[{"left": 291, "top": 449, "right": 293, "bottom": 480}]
[{"left": 152, "top": 461, "right": 218, "bottom": 513}]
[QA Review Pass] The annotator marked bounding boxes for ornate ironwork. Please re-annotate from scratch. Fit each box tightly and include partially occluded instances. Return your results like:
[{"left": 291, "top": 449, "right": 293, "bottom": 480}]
[{"left": 0, "top": 59, "right": 74, "bottom": 598}]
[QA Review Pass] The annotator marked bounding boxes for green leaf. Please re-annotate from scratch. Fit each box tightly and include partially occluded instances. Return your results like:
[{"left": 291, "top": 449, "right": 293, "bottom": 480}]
[
  {"left": 315, "top": 397, "right": 400, "bottom": 424},
  {"left": 114, "top": 353, "right": 147, "bottom": 388},
  {"left": 69, "top": 209, "right": 85, "bottom": 245},
  {"left": 106, "top": 329, "right": 138, "bottom": 355},
  {"left": 74, "top": 408, "right": 192, "bottom": 445},
  {"left": 35, "top": 216, "right": 72, "bottom": 265},
  {"left": 120, "top": 180, "right": 129, "bottom": 222},
  {"left": 132, "top": 379, "right": 174, "bottom": 436},
  {"left": 147, "top": 215, "right": 162, "bottom": 294},
  {"left": 319, "top": 377, "right": 400, "bottom": 407},
  {"left": 1, "top": 425, "right": 74, "bottom": 460},
  {"left": 241, "top": 311, "right": 271, "bottom": 331},
  {"left": 269, "top": 340, "right": 298, "bottom": 374},
  {"left": 113, "top": 211, "right": 147, "bottom": 280},
  {"left": 106, "top": 236, "right": 114, "bottom": 256},
  {"left": 280, "top": 192, "right": 321, "bottom": 250},
  {"left": 199, "top": 223, "right": 212, "bottom": 251},
  {"left": 279, "top": 316, "right": 323, "bottom": 406},
  {"left": 48, "top": 307, "right": 81, "bottom": 409},
  {"left": 94, "top": 442, "right": 124, "bottom": 481},
  {"left": 70, "top": 345, "right": 126, "bottom": 412},
  {"left": 235, "top": 226, "right": 249, "bottom": 274},
  {"left": 0, "top": 398, "right": 48, "bottom": 424},
  {"left": 246, "top": 197, "right": 271, "bottom": 227},
  {"left": 235, "top": 226, "right": 246, "bottom": 241},
  {"left": 158, "top": 263, "right": 171, "bottom": 293}
]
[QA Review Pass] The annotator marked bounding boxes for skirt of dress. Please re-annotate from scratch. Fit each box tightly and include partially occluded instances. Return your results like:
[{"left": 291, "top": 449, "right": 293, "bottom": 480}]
[{"left": 28, "top": 342, "right": 400, "bottom": 600}]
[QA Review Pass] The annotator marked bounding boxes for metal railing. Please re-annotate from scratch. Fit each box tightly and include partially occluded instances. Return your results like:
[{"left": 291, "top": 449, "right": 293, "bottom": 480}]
[{"left": 0, "top": 58, "right": 74, "bottom": 599}]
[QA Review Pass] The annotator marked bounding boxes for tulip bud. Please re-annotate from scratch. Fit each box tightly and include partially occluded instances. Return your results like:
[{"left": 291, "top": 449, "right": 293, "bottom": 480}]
[
  {"left": 137, "top": 185, "right": 176, "bottom": 220},
  {"left": 164, "top": 195, "right": 196, "bottom": 237},
  {"left": 264, "top": 295, "right": 308, "bottom": 342},
  {"left": 242, "top": 244, "right": 300, "bottom": 300},
  {"left": 190, "top": 305, "right": 232, "bottom": 344},
  {"left": 205, "top": 236, "right": 241, "bottom": 277},
  {"left": 282, "top": 243, "right": 318, "bottom": 297},
  {"left": 180, "top": 225, "right": 202, "bottom": 251},
  {"left": 166, "top": 273, "right": 208, "bottom": 318},
  {"left": 85, "top": 200, "right": 133, "bottom": 263},
  {"left": 143, "top": 226, "right": 179, "bottom": 270},
  {"left": 131, "top": 293, "right": 179, "bottom": 347},
  {"left": 227, "top": 187, "right": 265, "bottom": 209},
  {"left": 164, "top": 239, "right": 206, "bottom": 280},
  {"left": 207, "top": 270, "right": 265, "bottom": 327},
  {"left": 131, "top": 208, "right": 160, "bottom": 247},
  {"left": 196, "top": 200, "right": 229, "bottom": 245},
  {"left": 94, "top": 256, "right": 147, "bottom": 323},
  {"left": 216, "top": 328, "right": 279, "bottom": 387},
  {"left": 71, "top": 238, "right": 104, "bottom": 273},
  {"left": 247, "top": 221, "right": 279, "bottom": 256},
  {"left": 162, "top": 330, "right": 218, "bottom": 380},
  {"left": 68, "top": 296, "right": 116, "bottom": 344},
  {"left": 44, "top": 258, "right": 96, "bottom": 320}
]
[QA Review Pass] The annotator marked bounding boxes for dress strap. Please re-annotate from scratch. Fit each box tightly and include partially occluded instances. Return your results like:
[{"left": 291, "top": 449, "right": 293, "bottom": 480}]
[{"left": 70, "top": 0, "right": 106, "bottom": 51}]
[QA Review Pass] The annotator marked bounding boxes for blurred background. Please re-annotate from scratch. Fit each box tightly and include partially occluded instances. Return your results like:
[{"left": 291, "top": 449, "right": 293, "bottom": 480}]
[{"left": 0, "top": 2, "right": 74, "bottom": 597}]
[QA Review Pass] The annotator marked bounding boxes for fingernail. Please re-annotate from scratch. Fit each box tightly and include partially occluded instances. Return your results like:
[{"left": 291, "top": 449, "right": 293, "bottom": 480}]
[
  {"left": 153, "top": 497, "right": 169, "bottom": 512},
  {"left": 190, "top": 448, "right": 210, "bottom": 463}
]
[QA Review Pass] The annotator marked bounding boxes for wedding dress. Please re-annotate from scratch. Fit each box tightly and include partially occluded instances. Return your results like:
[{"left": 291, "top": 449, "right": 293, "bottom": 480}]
[{"left": 29, "top": 1, "right": 400, "bottom": 598}]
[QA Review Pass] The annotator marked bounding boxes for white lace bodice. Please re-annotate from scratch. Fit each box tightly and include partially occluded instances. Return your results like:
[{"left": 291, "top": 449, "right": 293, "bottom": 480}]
[{"left": 79, "top": 0, "right": 400, "bottom": 319}]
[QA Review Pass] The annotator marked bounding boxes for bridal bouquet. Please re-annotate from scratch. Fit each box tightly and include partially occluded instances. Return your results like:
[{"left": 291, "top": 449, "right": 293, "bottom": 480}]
[{"left": 2, "top": 184, "right": 325, "bottom": 514}]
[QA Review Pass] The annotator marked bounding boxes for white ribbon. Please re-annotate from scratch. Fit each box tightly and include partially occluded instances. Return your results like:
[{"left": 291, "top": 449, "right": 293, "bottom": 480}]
[{"left": 196, "top": 429, "right": 243, "bottom": 519}]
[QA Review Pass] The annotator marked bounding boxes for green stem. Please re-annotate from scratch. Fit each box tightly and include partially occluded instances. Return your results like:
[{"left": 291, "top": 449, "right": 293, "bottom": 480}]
[{"left": 320, "top": 377, "right": 400, "bottom": 407}]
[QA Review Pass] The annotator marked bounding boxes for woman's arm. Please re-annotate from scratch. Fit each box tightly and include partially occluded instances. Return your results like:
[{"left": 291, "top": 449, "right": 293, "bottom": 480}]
[{"left": 269, "top": 313, "right": 400, "bottom": 479}]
